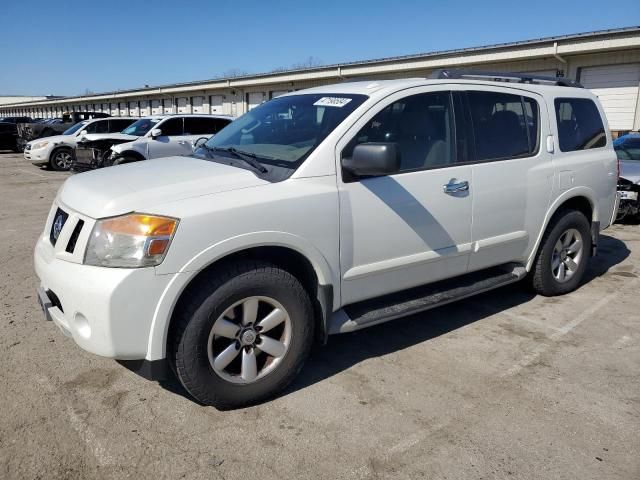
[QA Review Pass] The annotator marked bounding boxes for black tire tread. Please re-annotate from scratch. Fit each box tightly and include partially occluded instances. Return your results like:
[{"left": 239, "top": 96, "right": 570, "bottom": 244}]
[{"left": 171, "top": 259, "right": 313, "bottom": 409}]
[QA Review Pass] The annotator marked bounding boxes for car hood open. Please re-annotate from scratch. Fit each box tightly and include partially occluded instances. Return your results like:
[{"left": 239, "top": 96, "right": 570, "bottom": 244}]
[{"left": 59, "top": 156, "right": 270, "bottom": 218}]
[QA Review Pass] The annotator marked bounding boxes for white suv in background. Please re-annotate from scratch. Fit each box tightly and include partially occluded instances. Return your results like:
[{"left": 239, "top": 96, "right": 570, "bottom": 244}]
[
  {"left": 24, "top": 117, "right": 137, "bottom": 170},
  {"left": 72, "top": 114, "right": 234, "bottom": 170},
  {"left": 35, "top": 71, "right": 618, "bottom": 409}
]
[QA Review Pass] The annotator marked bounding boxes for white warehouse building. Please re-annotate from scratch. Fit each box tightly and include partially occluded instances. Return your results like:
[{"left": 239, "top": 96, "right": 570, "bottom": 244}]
[{"left": 2, "top": 27, "right": 640, "bottom": 133}]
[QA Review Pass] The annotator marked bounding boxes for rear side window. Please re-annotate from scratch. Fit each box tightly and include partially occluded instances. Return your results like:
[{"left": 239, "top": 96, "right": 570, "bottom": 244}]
[
  {"left": 108, "top": 119, "right": 136, "bottom": 132},
  {"left": 467, "top": 91, "right": 539, "bottom": 161},
  {"left": 554, "top": 98, "right": 606, "bottom": 152},
  {"left": 183, "top": 117, "right": 230, "bottom": 135}
]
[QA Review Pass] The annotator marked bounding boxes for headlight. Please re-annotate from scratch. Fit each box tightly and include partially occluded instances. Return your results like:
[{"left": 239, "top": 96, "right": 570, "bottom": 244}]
[
  {"left": 84, "top": 213, "right": 179, "bottom": 268},
  {"left": 32, "top": 140, "right": 49, "bottom": 150}
]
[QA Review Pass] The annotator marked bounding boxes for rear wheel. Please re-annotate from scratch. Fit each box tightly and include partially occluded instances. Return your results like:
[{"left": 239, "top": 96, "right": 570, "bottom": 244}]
[
  {"left": 530, "top": 210, "right": 591, "bottom": 296},
  {"left": 49, "top": 148, "right": 73, "bottom": 171},
  {"left": 171, "top": 261, "right": 314, "bottom": 409}
]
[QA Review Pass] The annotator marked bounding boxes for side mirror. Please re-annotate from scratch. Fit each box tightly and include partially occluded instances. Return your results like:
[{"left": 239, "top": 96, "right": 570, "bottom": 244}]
[
  {"left": 150, "top": 128, "right": 162, "bottom": 138},
  {"left": 192, "top": 136, "right": 209, "bottom": 150},
  {"left": 79, "top": 130, "right": 88, "bottom": 137},
  {"left": 342, "top": 143, "right": 400, "bottom": 177}
]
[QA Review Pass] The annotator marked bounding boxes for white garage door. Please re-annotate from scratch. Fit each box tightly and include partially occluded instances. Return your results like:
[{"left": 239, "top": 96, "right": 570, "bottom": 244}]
[
  {"left": 110, "top": 103, "right": 119, "bottom": 116},
  {"left": 247, "top": 92, "right": 264, "bottom": 110},
  {"left": 271, "top": 90, "right": 290, "bottom": 98},
  {"left": 140, "top": 100, "right": 150, "bottom": 116},
  {"left": 191, "top": 96, "right": 205, "bottom": 113},
  {"left": 151, "top": 99, "right": 162, "bottom": 115},
  {"left": 177, "top": 97, "right": 190, "bottom": 114},
  {"left": 128, "top": 101, "right": 139, "bottom": 117},
  {"left": 209, "top": 95, "right": 223, "bottom": 114},
  {"left": 581, "top": 64, "right": 640, "bottom": 130},
  {"left": 163, "top": 99, "right": 173, "bottom": 114},
  {"left": 119, "top": 103, "right": 128, "bottom": 116}
]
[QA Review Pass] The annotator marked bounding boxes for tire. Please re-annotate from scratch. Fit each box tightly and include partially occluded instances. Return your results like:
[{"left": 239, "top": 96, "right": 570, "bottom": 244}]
[
  {"left": 49, "top": 148, "right": 73, "bottom": 171},
  {"left": 171, "top": 260, "right": 314, "bottom": 409},
  {"left": 530, "top": 209, "right": 592, "bottom": 296}
]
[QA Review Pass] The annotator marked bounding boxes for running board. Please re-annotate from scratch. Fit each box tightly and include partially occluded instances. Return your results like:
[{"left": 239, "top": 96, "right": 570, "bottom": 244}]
[{"left": 328, "top": 263, "right": 527, "bottom": 334}]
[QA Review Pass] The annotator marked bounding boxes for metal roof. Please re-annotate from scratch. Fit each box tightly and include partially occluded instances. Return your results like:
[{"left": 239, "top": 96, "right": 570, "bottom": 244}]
[{"left": 4, "top": 26, "right": 640, "bottom": 106}]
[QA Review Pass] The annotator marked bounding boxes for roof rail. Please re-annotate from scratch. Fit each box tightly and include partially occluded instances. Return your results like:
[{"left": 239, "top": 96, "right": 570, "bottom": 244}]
[{"left": 429, "top": 69, "right": 583, "bottom": 88}]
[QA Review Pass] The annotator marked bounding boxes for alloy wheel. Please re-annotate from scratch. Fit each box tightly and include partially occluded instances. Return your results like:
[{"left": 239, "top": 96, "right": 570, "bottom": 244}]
[
  {"left": 551, "top": 228, "right": 583, "bottom": 283},
  {"left": 207, "top": 296, "right": 292, "bottom": 384}
]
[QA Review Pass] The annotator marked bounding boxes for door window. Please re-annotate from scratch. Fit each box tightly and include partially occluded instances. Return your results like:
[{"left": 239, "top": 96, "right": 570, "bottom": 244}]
[
  {"left": 158, "top": 117, "right": 183, "bottom": 136},
  {"left": 343, "top": 91, "right": 455, "bottom": 172},
  {"left": 184, "top": 117, "right": 227, "bottom": 135},
  {"left": 84, "top": 120, "right": 108, "bottom": 134},
  {"left": 554, "top": 98, "right": 606, "bottom": 152},
  {"left": 466, "top": 91, "right": 539, "bottom": 161}
]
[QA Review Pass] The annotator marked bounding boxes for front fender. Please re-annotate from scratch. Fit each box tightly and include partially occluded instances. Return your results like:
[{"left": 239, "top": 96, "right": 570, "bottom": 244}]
[{"left": 146, "top": 231, "right": 337, "bottom": 360}]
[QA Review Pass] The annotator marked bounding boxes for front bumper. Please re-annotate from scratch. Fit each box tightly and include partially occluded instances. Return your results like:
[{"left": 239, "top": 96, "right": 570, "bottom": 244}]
[
  {"left": 24, "top": 146, "right": 50, "bottom": 165},
  {"left": 34, "top": 234, "right": 176, "bottom": 360}
]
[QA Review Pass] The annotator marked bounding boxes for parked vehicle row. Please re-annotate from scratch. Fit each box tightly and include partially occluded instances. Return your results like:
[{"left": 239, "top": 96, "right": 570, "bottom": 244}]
[
  {"left": 34, "top": 71, "right": 619, "bottom": 408},
  {"left": 615, "top": 133, "right": 640, "bottom": 221},
  {"left": 15, "top": 111, "right": 109, "bottom": 151},
  {"left": 72, "top": 114, "right": 233, "bottom": 171}
]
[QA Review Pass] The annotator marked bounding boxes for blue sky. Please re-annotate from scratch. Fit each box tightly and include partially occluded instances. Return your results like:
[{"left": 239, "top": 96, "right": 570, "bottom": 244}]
[{"left": 1, "top": 0, "right": 638, "bottom": 96}]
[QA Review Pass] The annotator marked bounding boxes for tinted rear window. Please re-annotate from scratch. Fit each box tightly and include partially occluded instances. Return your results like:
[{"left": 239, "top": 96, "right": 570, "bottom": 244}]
[
  {"left": 554, "top": 98, "right": 606, "bottom": 152},
  {"left": 467, "top": 91, "right": 540, "bottom": 161}
]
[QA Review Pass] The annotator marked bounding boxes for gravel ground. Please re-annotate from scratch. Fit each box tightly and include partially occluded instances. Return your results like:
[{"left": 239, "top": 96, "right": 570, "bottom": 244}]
[{"left": 0, "top": 151, "right": 638, "bottom": 480}]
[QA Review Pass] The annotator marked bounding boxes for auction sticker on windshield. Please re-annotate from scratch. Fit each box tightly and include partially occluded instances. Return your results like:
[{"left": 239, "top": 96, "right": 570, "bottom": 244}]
[{"left": 313, "top": 97, "right": 353, "bottom": 107}]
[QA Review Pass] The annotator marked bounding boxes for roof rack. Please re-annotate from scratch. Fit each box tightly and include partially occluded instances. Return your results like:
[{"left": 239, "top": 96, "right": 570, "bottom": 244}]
[{"left": 429, "top": 69, "right": 583, "bottom": 88}]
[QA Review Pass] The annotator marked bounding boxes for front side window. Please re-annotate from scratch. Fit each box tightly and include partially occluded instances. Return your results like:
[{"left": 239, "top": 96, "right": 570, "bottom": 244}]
[
  {"left": 342, "top": 91, "right": 455, "bottom": 171},
  {"left": 204, "top": 94, "right": 367, "bottom": 166},
  {"left": 467, "top": 91, "right": 539, "bottom": 161},
  {"left": 121, "top": 118, "right": 161, "bottom": 136},
  {"left": 158, "top": 117, "right": 183, "bottom": 136},
  {"left": 62, "top": 121, "right": 88, "bottom": 136},
  {"left": 555, "top": 98, "right": 606, "bottom": 152},
  {"left": 84, "top": 120, "right": 108, "bottom": 134}
]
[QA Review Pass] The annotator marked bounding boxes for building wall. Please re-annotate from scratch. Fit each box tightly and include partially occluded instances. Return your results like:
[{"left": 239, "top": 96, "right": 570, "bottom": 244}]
[{"left": 2, "top": 30, "right": 639, "bottom": 131}]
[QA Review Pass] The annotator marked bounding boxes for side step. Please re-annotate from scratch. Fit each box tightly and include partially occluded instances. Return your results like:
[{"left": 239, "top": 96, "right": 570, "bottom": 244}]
[{"left": 328, "top": 263, "right": 527, "bottom": 334}]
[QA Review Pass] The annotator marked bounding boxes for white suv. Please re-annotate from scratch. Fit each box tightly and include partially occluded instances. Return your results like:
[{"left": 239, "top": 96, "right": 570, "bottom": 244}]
[
  {"left": 34, "top": 71, "right": 619, "bottom": 408},
  {"left": 24, "top": 117, "right": 137, "bottom": 170},
  {"left": 72, "top": 114, "right": 234, "bottom": 170}
]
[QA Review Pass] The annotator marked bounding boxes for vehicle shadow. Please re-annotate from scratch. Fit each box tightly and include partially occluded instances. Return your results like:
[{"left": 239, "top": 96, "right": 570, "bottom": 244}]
[{"left": 152, "top": 233, "right": 629, "bottom": 407}]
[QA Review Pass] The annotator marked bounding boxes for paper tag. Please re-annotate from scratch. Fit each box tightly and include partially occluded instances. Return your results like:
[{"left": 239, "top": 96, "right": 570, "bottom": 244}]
[{"left": 313, "top": 97, "right": 352, "bottom": 108}]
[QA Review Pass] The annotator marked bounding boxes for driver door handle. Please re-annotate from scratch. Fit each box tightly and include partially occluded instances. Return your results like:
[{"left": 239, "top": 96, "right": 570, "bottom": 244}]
[
  {"left": 178, "top": 140, "right": 188, "bottom": 145},
  {"left": 443, "top": 180, "right": 469, "bottom": 194}
]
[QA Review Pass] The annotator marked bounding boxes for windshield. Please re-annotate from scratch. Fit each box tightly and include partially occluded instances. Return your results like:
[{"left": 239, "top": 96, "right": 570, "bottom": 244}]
[
  {"left": 121, "top": 118, "right": 161, "bottom": 136},
  {"left": 614, "top": 137, "right": 640, "bottom": 160},
  {"left": 63, "top": 121, "right": 88, "bottom": 135},
  {"left": 202, "top": 94, "right": 367, "bottom": 168}
]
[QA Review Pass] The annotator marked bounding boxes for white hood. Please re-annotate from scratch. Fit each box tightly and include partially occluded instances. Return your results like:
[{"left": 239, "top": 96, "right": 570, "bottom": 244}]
[
  {"left": 59, "top": 156, "right": 269, "bottom": 218},
  {"left": 81, "top": 132, "right": 139, "bottom": 142},
  {"left": 29, "top": 134, "right": 75, "bottom": 146}
]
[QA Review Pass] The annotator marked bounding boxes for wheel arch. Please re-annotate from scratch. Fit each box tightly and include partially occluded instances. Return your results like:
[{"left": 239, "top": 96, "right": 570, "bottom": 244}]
[
  {"left": 526, "top": 188, "right": 597, "bottom": 271},
  {"left": 115, "top": 150, "right": 145, "bottom": 162},
  {"left": 148, "top": 237, "right": 337, "bottom": 361}
]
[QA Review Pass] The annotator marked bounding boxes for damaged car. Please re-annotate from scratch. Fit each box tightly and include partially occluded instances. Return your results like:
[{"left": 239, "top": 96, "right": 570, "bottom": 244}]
[
  {"left": 614, "top": 133, "right": 640, "bottom": 221},
  {"left": 16, "top": 111, "right": 109, "bottom": 151},
  {"left": 72, "top": 114, "right": 233, "bottom": 171}
]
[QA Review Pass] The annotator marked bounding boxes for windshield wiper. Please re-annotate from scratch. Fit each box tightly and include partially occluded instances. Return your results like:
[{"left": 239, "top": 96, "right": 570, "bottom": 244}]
[{"left": 206, "top": 146, "right": 268, "bottom": 173}]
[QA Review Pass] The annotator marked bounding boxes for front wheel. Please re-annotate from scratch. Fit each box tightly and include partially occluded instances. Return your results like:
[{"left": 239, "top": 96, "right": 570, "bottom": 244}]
[
  {"left": 171, "top": 261, "right": 314, "bottom": 409},
  {"left": 49, "top": 148, "right": 73, "bottom": 171},
  {"left": 530, "top": 210, "right": 591, "bottom": 296}
]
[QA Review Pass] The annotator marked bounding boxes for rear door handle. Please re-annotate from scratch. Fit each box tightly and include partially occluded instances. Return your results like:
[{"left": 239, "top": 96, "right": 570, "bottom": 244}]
[{"left": 443, "top": 180, "right": 469, "bottom": 194}]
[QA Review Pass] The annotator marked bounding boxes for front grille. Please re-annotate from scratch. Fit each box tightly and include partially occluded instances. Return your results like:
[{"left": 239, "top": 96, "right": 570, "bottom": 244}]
[
  {"left": 65, "top": 220, "right": 84, "bottom": 253},
  {"left": 49, "top": 208, "right": 69, "bottom": 246}
]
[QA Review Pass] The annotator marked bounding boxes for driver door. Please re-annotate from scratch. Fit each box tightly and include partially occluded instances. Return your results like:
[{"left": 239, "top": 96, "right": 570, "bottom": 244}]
[
  {"left": 147, "top": 117, "right": 191, "bottom": 158},
  {"left": 337, "top": 89, "right": 473, "bottom": 305}
]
